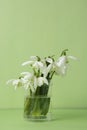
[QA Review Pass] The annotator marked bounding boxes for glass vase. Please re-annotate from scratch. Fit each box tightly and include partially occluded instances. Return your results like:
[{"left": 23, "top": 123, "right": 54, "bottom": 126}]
[{"left": 24, "top": 83, "right": 52, "bottom": 121}]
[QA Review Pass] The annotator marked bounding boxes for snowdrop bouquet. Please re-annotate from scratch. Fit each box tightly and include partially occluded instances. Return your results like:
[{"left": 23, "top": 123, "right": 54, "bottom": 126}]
[{"left": 7, "top": 49, "right": 76, "bottom": 120}]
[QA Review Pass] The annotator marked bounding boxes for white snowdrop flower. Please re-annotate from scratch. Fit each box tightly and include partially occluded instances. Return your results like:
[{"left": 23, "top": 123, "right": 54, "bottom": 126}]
[
  {"left": 22, "top": 56, "right": 44, "bottom": 72},
  {"left": 54, "top": 55, "right": 77, "bottom": 76},
  {"left": 37, "top": 77, "right": 48, "bottom": 86},
  {"left": 54, "top": 56, "right": 68, "bottom": 76},
  {"left": 7, "top": 79, "right": 23, "bottom": 90},
  {"left": 22, "top": 56, "right": 38, "bottom": 66},
  {"left": 7, "top": 79, "right": 20, "bottom": 86},
  {"left": 46, "top": 58, "right": 53, "bottom": 64}
]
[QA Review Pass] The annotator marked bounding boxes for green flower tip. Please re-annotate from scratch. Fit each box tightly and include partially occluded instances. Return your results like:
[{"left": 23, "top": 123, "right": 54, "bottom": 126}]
[{"left": 60, "top": 49, "right": 68, "bottom": 56}]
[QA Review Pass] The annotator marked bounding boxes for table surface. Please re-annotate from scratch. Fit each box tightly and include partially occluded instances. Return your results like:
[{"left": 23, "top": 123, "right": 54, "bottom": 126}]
[{"left": 0, "top": 108, "right": 87, "bottom": 130}]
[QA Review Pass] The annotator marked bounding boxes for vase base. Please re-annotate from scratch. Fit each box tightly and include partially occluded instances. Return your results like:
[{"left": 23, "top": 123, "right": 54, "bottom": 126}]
[{"left": 24, "top": 113, "right": 51, "bottom": 122}]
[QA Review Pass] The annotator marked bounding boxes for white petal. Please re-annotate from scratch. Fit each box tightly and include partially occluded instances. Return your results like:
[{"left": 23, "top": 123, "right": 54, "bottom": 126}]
[
  {"left": 43, "top": 78, "right": 48, "bottom": 85},
  {"left": 57, "top": 56, "right": 66, "bottom": 67},
  {"left": 24, "top": 74, "right": 33, "bottom": 80},
  {"left": 25, "top": 83, "right": 30, "bottom": 90},
  {"left": 21, "top": 72, "right": 31, "bottom": 76},
  {"left": 30, "top": 56, "right": 37, "bottom": 61},
  {"left": 46, "top": 58, "right": 53, "bottom": 64},
  {"left": 21, "top": 78, "right": 28, "bottom": 84},
  {"left": 37, "top": 77, "right": 43, "bottom": 86},
  {"left": 60, "top": 66, "right": 67, "bottom": 75},
  {"left": 47, "top": 64, "right": 53, "bottom": 72},
  {"left": 12, "top": 79, "right": 20, "bottom": 86},
  {"left": 30, "top": 86, "right": 35, "bottom": 92},
  {"left": 33, "top": 62, "right": 38, "bottom": 69},
  {"left": 37, "top": 77, "right": 48, "bottom": 86},
  {"left": 42, "top": 64, "right": 53, "bottom": 77},
  {"left": 42, "top": 66, "right": 48, "bottom": 77},
  {"left": 42, "top": 69, "right": 48, "bottom": 77},
  {"left": 6, "top": 79, "right": 15, "bottom": 84},
  {"left": 37, "top": 61, "right": 44, "bottom": 68},
  {"left": 22, "top": 61, "right": 33, "bottom": 66},
  {"left": 68, "top": 56, "right": 77, "bottom": 60},
  {"left": 55, "top": 63, "right": 68, "bottom": 76}
]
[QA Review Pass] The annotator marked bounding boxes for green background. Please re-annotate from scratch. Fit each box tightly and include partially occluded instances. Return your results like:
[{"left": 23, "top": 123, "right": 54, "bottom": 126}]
[{"left": 0, "top": 0, "right": 87, "bottom": 109}]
